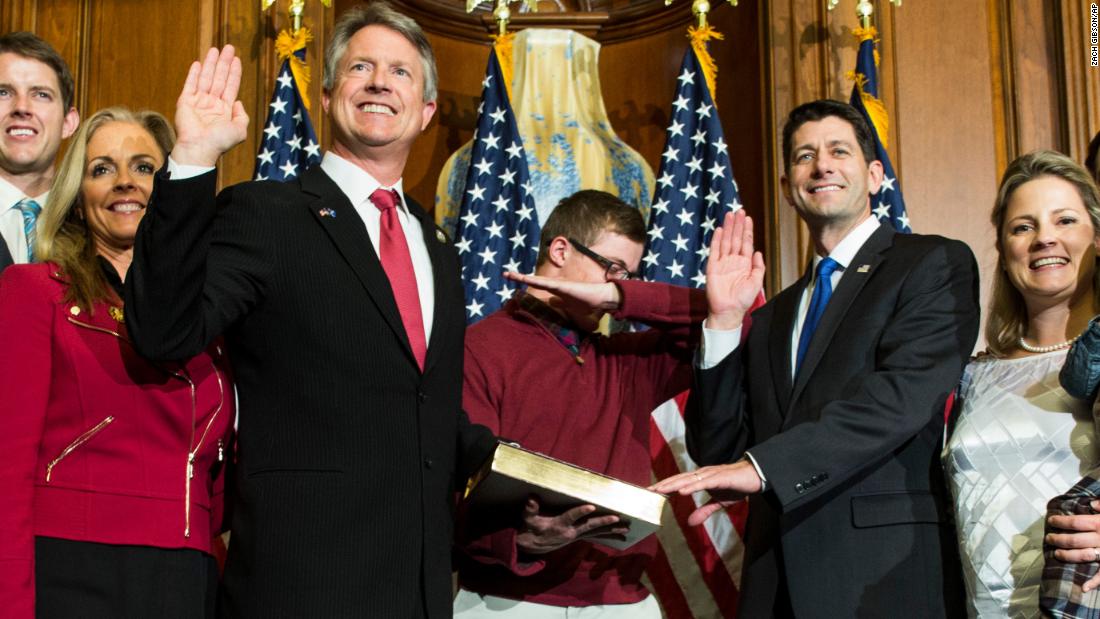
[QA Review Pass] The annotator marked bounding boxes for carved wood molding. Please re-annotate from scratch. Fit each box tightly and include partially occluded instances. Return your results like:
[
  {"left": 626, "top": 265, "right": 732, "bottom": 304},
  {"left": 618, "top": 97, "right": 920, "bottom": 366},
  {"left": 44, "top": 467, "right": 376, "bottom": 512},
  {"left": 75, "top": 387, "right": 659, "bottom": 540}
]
[
  {"left": 1057, "top": 0, "right": 1100, "bottom": 163},
  {"left": 386, "top": 0, "right": 693, "bottom": 44}
]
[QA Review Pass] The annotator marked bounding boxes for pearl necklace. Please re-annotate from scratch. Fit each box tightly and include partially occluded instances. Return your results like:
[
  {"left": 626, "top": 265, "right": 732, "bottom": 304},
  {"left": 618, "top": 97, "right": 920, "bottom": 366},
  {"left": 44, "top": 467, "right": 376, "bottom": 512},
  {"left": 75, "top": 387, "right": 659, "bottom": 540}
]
[{"left": 1017, "top": 335, "right": 1079, "bottom": 354}]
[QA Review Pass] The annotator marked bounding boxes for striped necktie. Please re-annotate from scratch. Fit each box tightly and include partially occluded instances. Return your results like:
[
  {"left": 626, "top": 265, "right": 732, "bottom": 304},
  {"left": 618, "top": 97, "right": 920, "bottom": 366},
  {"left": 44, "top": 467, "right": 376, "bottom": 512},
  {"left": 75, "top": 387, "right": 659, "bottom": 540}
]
[{"left": 17, "top": 198, "right": 41, "bottom": 263}]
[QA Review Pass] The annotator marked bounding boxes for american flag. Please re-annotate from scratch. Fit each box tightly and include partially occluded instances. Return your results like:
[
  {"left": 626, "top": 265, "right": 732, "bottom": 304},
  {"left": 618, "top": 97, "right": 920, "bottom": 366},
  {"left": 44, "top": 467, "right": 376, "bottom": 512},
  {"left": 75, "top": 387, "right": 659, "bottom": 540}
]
[
  {"left": 454, "top": 47, "right": 541, "bottom": 323},
  {"left": 254, "top": 46, "right": 321, "bottom": 181},
  {"left": 850, "top": 28, "right": 910, "bottom": 232},
  {"left": 642, "top": 36, "right": 752, "bottom": 618}
]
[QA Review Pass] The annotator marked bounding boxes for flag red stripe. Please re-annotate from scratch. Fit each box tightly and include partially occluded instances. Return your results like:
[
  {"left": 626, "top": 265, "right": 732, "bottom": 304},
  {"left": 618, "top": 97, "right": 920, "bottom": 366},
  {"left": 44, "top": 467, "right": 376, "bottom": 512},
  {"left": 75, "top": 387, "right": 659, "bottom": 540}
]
[
  {"left": 650, "top": 418, "right": 741, "bottom": 617},
  {"left": 646, "top": 539, "right": 696, "bottom": 619}
]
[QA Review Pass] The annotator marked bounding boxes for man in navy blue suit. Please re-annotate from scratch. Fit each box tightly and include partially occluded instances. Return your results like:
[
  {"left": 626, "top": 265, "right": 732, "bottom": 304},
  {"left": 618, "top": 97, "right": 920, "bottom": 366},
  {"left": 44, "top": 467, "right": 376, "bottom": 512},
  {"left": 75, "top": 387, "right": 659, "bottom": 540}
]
[{"left": 655, "top": 100, "right": 978, "bottom": 618}]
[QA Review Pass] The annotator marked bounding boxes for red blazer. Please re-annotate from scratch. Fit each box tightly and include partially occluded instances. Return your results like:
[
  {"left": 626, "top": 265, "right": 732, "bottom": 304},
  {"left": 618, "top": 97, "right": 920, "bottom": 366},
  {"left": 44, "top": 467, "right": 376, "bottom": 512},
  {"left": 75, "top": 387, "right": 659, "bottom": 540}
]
[{"left": 0, "top": 263, "right": 234, "bottom": 618}]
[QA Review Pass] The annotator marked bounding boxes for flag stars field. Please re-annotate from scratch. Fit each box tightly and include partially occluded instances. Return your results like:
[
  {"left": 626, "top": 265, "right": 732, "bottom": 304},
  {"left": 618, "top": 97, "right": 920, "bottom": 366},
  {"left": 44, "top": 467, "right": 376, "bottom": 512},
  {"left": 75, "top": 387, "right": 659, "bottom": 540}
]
[
  {"left": 641, "top": 40, "right": 741, "bottom": 290},
  {"left": 253, "top": 45, "right": 320, "bottom": 183},
  {"left": 453, "top": 48, "right": 542, "bottom": 321}
]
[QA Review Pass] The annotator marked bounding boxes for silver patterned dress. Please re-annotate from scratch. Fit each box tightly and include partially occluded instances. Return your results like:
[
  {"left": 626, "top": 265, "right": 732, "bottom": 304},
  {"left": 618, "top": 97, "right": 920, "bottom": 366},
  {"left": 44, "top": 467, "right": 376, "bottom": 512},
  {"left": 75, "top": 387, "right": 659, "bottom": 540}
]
[{"left": 944, "top": 351, "right": 1099, "bottom": 617}]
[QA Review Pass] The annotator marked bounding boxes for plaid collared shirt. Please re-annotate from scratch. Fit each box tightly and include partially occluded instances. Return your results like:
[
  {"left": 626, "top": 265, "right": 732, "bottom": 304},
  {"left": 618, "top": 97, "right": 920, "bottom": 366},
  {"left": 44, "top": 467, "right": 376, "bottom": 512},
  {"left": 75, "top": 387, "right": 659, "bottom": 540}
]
[
  {"left": 1042, "top": 473, "right": 1100, "bottom": 618},
  {"left": 514, "top": 292, "right": 589, "bottom": 364}
]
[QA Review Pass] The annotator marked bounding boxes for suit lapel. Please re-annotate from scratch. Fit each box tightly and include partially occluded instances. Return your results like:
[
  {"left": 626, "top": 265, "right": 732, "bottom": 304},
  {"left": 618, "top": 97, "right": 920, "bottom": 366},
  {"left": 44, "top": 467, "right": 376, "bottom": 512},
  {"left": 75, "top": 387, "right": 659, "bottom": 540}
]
[
  {"left": 0, "top": 241, "right": 11, "bottom": 273},
  {"left": 769, "top": 277, "right": 803, "bottom": 415},
  {"left": 788, "top": 224, "right": 895, "bottom": 410},
  {"left": 406, "top": 196, "right": 454, "bottom": 376},
  {"left": 300, "top": 167, "right": 416, "bottom": 367}
]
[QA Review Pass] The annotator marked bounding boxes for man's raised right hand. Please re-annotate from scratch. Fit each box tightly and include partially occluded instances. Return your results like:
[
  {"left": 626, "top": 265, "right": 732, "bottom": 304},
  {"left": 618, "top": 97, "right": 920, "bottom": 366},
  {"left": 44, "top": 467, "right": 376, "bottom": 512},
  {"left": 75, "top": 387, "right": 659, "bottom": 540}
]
[
  {"left": 171, "top": 46, "right": 249, "bottom": 167},
  {"left": 704, "top": 209, "right": 765, "bottom": 331}
]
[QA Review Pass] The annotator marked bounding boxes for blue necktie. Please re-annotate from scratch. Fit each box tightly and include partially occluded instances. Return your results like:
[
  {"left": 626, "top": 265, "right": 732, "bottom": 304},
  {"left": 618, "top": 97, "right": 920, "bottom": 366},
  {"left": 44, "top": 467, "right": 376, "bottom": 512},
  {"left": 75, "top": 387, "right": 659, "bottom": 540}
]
[
  {"left": 17, "top": 198, "right": 41, "bottom": 263},
  {"left": 796, "top": 257, "right": 841, "bottom": 372}
]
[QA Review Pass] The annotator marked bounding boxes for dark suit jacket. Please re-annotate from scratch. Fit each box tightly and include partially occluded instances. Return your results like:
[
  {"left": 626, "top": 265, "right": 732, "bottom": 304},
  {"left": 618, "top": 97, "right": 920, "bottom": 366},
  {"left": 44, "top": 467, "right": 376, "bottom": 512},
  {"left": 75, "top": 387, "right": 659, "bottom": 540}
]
[
  {"left": 125, "top": 166, "right": 494, "bottom": 619},
  {"left": 686, "top": 224, "right": 979, "bottom": 618},
  {"left": 0, "top": 236, "right": 14, "bottom": 273}
]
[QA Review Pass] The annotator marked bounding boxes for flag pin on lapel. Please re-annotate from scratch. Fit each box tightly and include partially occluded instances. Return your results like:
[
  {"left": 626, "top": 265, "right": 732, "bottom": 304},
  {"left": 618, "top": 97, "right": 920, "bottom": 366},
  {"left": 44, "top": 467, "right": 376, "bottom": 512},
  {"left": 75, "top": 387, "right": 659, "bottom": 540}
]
[
  {"left": 856, "top": 264, "right": 871, "bottom": 273},
  {"left": 318, "top": 208, "right": 336, "bottom": 218}
]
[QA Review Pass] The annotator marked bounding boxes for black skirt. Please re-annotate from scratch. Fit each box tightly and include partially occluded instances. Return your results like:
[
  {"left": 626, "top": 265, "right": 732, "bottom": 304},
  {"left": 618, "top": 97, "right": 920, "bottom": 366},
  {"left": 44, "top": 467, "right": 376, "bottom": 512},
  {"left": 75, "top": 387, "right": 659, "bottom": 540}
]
[{"left": 35, "top": 536, "right": 218, "bottom": 619}]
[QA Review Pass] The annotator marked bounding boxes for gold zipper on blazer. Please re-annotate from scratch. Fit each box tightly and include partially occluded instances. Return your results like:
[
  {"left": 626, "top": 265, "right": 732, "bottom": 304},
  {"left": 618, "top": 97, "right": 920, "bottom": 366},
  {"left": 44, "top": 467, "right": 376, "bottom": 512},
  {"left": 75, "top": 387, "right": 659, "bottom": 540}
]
[
  {"left": 182, "top": 360, "right": 227, "bottom": 538},
  {"left": 66, "top": 316, "right": 131, "bottom": 339},
  {"left": 45, "top": 416, "right": 115, "bottom": 482},
  {"left": 67, "top": 314, "right": 228, "bottom": 539}
]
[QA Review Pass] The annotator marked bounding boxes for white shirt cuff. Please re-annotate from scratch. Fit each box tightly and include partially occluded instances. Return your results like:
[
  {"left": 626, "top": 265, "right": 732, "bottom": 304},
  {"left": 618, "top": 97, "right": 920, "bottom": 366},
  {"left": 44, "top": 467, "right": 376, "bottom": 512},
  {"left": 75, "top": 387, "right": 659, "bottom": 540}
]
[
  {"left": 698, "top": 325, "right": 742, "bottom": 370},
  {"left": 167, "top": 157, "right": 215, "bottom": 180},
  {"left": 744, "top": 451, "right": 768, "bottom": 492}
]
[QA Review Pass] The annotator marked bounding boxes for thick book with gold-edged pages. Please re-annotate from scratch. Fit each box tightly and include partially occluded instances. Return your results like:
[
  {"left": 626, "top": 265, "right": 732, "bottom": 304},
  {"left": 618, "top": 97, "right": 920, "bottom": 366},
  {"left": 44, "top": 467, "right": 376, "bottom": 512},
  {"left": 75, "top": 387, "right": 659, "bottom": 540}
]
[{"left": 463, "top": 441, "right": 667, "bottom": 550}]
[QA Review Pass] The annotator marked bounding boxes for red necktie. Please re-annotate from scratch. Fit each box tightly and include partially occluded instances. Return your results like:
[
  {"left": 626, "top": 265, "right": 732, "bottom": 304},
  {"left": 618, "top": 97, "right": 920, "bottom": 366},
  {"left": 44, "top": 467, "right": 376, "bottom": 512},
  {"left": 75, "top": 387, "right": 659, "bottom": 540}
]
[{"left": 371, "top": 188, "right": 427, "bottom": 370}]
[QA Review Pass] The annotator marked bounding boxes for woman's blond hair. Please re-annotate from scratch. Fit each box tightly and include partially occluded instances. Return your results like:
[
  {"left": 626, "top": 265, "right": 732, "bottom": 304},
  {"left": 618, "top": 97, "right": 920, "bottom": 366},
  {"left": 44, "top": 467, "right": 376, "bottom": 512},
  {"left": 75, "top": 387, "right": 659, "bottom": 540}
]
[
  {"left": 38, "top": 107, "right": 174, "bottom": 312},
  {"left": 986, "top": 150, "right": 1100, "bottom": 356}
]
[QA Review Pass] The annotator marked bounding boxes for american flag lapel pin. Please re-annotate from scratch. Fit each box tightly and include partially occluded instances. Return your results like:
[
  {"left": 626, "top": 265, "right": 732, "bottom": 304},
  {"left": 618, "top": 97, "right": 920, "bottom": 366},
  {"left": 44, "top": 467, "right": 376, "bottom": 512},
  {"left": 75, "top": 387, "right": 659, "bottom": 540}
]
[
  {"left": 318, "top": 208, "right": 336, "bottom": 218},
  {"left": 856, "top": 264, "right": 871, "bottom": 273}
]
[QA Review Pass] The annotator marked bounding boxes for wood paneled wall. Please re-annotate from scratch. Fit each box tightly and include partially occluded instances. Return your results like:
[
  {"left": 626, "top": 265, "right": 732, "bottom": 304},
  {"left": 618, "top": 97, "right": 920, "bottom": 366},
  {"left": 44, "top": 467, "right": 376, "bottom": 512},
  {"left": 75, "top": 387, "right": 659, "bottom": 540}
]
[{"left": 5, "top": 0, "right": 1097, "bottom": 318}]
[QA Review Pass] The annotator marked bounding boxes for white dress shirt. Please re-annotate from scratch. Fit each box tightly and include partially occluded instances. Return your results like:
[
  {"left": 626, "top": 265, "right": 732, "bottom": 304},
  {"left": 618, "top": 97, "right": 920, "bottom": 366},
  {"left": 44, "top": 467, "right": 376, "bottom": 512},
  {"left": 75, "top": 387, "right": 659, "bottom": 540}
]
[
  {"left": 319, "top": 152, "right": 435, "bottom": 342},
  {"left": 0, "top": 175, "right": 48, "bottom": 264},
  {"left": 166, "top": 153, "right": 436, "bottom": 342}
]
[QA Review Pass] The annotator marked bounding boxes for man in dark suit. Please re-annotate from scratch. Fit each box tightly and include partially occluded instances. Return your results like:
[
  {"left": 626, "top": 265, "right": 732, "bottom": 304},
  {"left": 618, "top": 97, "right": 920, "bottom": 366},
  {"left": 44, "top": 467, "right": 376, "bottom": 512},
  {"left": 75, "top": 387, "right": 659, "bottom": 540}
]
[
  {"left": 124, "top": 4, "right": 493, "bottom": 618},
  {"left": 653, "top": 99, "right": 979, "bottom": 617},
  {"left": 0, "top": 33, "right": 79, "bottom": 272}
]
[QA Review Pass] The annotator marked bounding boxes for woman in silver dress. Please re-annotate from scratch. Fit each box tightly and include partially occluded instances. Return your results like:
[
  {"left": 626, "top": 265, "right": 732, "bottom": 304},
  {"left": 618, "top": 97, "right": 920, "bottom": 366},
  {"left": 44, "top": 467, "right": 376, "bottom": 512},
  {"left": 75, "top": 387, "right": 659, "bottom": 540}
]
[{"left": 944, "top": 150, "right": 1100, "bottom": 616}]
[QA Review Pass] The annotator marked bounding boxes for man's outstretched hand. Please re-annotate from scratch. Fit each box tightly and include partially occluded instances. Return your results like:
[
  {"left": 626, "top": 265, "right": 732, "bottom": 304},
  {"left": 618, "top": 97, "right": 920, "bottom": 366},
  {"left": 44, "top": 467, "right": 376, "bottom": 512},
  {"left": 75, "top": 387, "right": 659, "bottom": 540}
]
[{"left": 171, "top": 46, "right": 249, "bottom": 167}]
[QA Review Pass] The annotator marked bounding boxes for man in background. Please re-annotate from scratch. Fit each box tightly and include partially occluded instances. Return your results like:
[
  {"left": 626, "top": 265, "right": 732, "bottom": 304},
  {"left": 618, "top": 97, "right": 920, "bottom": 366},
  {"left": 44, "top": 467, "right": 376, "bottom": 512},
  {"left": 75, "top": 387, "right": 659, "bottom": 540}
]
[{"left": 0, "top": 32, "right": 79, "bottom": 272}]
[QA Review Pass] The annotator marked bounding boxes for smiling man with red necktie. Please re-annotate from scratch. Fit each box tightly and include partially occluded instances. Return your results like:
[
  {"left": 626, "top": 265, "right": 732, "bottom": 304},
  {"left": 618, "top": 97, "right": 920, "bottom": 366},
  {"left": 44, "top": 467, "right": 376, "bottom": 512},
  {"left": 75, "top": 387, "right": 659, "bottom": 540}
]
[{"left": 123, "top": 4, "right": 494, "bottom": 618}]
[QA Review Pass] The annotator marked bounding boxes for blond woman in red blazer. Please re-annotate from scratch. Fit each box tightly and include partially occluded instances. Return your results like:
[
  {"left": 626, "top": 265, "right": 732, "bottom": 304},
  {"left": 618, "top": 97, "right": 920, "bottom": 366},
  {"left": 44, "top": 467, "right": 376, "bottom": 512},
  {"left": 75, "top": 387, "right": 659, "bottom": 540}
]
[{"left": 0, "top": 107, "right": 234, "bottom": 619}]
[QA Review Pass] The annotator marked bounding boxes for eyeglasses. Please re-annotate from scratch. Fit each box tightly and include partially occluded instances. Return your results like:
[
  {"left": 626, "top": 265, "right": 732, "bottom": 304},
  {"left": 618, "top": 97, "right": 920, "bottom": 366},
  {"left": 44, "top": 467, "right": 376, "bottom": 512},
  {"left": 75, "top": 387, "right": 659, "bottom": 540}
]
[{"left": 568, "top": 237, "right": 638, "bottom": 281}]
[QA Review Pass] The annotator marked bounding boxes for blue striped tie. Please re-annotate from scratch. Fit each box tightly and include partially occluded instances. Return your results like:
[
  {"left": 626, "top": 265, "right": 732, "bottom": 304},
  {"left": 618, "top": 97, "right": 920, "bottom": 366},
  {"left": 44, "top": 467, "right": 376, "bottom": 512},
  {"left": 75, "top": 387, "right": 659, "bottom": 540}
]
[
  {"left": 17, "top": 198, "right": 41, "bottom": 263},
  {"left": 796, "top": 257, "right": 841, "bottom": 373}
]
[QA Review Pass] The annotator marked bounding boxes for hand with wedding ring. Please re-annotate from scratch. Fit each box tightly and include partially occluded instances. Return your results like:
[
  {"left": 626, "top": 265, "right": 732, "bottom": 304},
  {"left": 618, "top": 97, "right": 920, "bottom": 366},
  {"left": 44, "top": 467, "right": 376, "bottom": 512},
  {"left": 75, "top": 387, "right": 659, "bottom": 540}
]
[
  {"left": 650, "top": 459, "right": 762, "bottom": 526},
  {"left": 1047, "top": 503, "right": 1100, "bottom": 592}
]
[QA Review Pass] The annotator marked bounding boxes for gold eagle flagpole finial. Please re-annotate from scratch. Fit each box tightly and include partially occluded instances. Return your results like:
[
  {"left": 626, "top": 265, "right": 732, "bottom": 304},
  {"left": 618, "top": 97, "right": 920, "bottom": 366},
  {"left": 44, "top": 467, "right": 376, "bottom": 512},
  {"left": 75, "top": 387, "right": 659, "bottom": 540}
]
[
  {"left": 663, "top": 0, "right": 736, "bottom": 29},
  {"left": 466, "top": 0, "right": 538, "bottom": 36},
  {"left": 826, "top": 0, "right": 904, "bottom": 22},
  {"left": 262, "top": 0, "right": 332, "bottom": 35}
]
